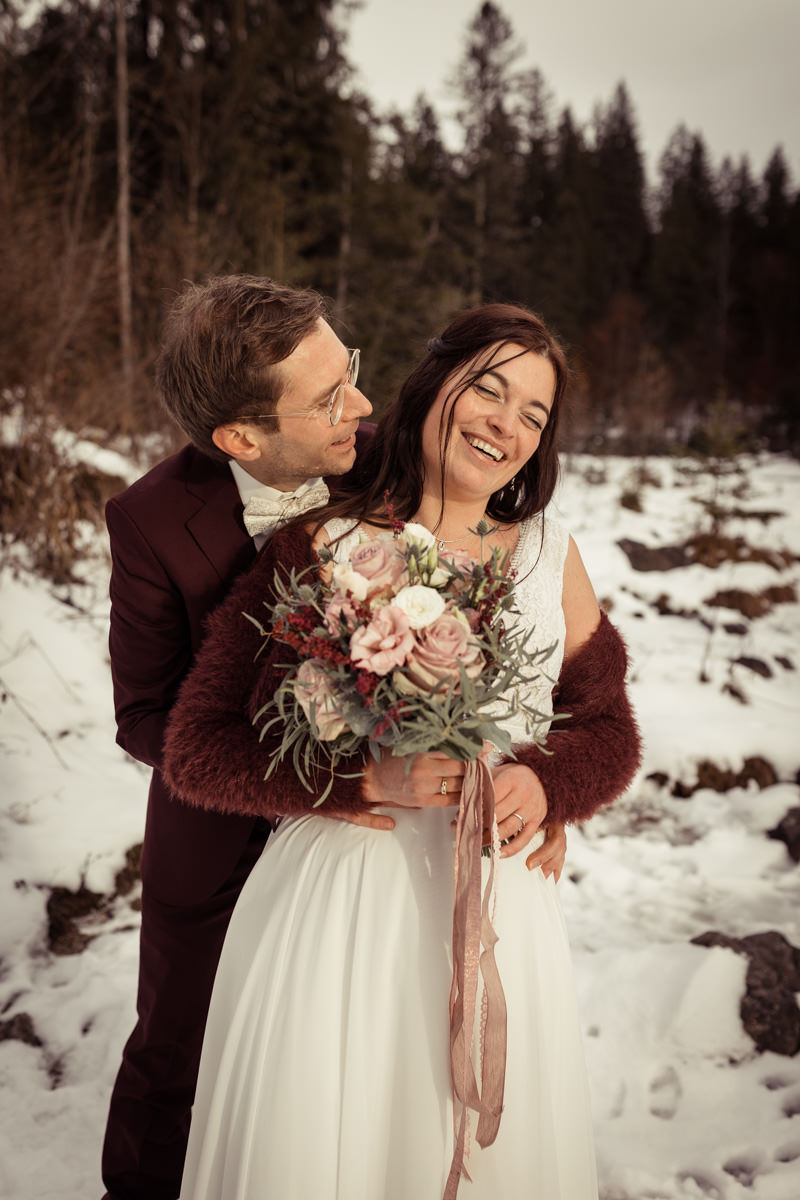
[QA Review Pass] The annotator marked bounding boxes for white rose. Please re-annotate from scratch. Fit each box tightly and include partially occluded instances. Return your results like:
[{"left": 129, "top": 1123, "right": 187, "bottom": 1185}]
[
  {"left": 427, "top": 566, "right": 450, "bottom": 588},
  {"left": 398, "top": 522, "right": 436, "bottom": 552},
  {"left": 392, "top": 583, "right": 446, "bottom": 629},
  {"left": 332, "top": 561, "right": 369, "bottom": 601}
]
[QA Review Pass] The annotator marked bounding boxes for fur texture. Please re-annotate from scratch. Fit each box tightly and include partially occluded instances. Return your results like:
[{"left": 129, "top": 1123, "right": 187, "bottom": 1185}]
[{"left": 507, "top": 611, "right": 642, "bottom": 824}]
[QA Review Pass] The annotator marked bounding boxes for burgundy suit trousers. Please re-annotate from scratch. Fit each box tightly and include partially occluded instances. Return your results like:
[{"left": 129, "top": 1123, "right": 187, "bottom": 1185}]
[{"left": 101, "top": 823, "right": 268, "bottom": 1200}]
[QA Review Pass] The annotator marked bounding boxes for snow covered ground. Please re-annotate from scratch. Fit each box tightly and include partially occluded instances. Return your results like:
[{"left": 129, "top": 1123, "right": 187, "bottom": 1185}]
[{"left": 1, "top": 443, "right": 799, "bottom": 1200}]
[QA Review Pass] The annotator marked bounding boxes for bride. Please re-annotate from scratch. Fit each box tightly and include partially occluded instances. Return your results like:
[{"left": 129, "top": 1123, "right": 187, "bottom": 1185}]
[{"left": 164, "top": 302, "right": 641, "bottom": 1198}]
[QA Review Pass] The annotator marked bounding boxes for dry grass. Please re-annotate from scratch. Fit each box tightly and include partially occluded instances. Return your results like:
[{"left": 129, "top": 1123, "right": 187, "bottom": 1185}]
[{"left": 0, "top": 432, "right": 127, "bottom": 583}]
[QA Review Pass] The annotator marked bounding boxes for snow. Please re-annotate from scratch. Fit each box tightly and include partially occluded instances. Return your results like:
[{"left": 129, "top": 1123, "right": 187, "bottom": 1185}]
[{"left": 1, "top": 446, "right": 799, "bottom": 1199}]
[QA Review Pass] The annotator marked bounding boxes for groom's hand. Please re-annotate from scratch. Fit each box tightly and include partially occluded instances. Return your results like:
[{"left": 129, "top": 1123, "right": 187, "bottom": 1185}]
[{"left": 327, "top": 809, "right": 396, "bottom": 831}]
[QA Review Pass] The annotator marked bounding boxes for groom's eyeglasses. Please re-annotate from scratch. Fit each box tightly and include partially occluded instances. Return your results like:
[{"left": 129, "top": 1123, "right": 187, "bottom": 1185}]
[{"left": 236, "top": 348, "right": 360, "bottom": 428}]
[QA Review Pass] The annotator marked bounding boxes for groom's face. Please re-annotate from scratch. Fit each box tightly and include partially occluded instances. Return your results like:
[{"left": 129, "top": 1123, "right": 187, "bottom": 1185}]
[{"left": 224, "top": 319, "right": 372, "bottom": 490}]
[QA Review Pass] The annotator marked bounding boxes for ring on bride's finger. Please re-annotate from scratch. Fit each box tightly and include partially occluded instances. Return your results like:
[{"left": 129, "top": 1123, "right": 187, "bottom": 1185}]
[
  {"left": 440, "top": 777, "right": 448, "bottom": 795},
  {"left": 512, "top": 811, "right": 526, "bottom": 833}
]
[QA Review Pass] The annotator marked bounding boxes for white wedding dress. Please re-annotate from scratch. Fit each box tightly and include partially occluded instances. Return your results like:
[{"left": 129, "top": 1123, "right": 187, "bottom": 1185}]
[{"left": 179, "top": 516, "right": 598, "bottom": 1199}]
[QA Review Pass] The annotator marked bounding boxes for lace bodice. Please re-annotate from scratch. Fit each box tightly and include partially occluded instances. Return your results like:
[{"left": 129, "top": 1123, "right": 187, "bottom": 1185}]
[{"left": 324, "top": 516, "right": 569, "bottom": 746}]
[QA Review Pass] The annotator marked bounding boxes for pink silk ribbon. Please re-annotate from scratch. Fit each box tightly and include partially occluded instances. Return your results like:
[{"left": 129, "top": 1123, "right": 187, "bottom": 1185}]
[{"left": 443, "top": 756, "right": 508, "bottom": 1200}]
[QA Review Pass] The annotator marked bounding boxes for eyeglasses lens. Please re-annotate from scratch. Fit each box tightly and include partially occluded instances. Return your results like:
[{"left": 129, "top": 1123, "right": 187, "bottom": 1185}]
[{"left": 328, "top": 349, "right": 360, "bottom": 426}]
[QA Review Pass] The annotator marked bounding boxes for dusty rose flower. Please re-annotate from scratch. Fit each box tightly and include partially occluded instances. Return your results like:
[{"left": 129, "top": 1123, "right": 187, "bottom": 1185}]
[
  {"left": 348, "top": 537, "right": 408, "bottom": 593},
  {"left": 440, "top": 547, "right": 478, "bottom": 574},
  {"left": 395, "top": 612, "right": 484, "bottom": 695},
  {"left": 324, "top": 590, "right": 360, "bottom": 634},
  {"left": 435, "top": 548, "right": 478, "bottom": 593},
  {"left": 349, "top": 605, "right": 415, "bottom": 676},
  {"left": 294, "top": 659, "right": 350, "bottom": 741},
  {"left": 460, "top": 606, "right": 481, "bottom": 631}
]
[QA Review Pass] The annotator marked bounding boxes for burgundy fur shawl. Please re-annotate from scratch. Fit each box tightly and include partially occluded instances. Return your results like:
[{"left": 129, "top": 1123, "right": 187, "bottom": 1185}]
[
  {"left": 164, "top": 529, "right": 642, "bottom": 824},
  {"left": 506, "top": 610, "right": 642, "bottom": 825}
]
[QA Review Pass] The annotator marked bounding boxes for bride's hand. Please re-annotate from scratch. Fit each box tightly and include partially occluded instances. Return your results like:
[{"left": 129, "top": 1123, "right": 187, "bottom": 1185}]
[
  {"left": 525, "top": 824, "right": 567, "bottom": 881},
  {"left": 488, "top": 763, "right": 549, "bottom": 861},
  {"left": 363, "top": 749, "right": 465, "bottom": 808}
]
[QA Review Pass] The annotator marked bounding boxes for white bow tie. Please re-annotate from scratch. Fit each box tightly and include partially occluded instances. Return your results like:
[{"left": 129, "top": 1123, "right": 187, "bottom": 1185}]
[{"left": 242, "top": 479, "right": 330, "bottom": 538}]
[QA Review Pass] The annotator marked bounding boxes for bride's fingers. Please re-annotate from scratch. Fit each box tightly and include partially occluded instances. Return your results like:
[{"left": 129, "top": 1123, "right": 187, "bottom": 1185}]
[
  {"left": 498, "top": 818, "right": 540, "bottom": 856},
  {"left": 526, "top": 829, "right": 566, "bottom": 880},
  {"left": 501, "top": 808, "right": 528, "bottom": 839},
  {"left": 479, "top": 806, "right": 540, "bottom": 856}
]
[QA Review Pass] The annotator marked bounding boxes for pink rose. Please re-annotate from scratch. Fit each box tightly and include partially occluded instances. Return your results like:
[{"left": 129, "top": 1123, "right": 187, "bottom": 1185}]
[
  {"left": 440, "top": 547, "right": 478, "bottom": 574},
  {"left": 294, "top": 659, "right": 350, "bottom": 741},
  {"left": 395, "top": 613, "right": 484, "bottom": 695},
  {"left": 437, "top": 548, "right": 478, "bottom": 596},
  {"left": 349, "top": 605, "right": 415, "bottom": 676},
  {"left": 348, "top": 538, "right": 408, "bottom": 594},
  {"left": 324, "top": 590, "right": 360, "bottom": 635}
]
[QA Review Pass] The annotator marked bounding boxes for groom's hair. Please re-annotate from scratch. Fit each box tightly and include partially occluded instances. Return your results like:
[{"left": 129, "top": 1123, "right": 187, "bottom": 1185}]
[
  {"left": 329, "top": 303, "right": 568, "bottom": 530},
  {"left": 155, "top": 274, "right": 327, "bottom": 460}
]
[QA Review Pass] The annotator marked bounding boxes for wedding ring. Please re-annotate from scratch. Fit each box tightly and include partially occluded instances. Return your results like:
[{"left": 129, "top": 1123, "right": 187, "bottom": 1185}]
[
  {"left": 512, "top": 811, "right": 526, "bottom": 833},
  {"left": 440, "top": 778, "right": 448, "bottom": 795}
]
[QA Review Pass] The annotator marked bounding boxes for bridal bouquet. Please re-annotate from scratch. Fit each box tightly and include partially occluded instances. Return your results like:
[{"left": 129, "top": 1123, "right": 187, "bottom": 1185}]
[{"left": 248, "top": 517, "right": 554, "bottom": 802}]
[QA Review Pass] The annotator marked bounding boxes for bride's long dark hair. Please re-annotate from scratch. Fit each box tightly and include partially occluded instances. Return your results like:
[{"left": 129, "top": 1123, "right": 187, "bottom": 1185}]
[{"left": 324, "top": 302, "right": 569, "bottom": 531}]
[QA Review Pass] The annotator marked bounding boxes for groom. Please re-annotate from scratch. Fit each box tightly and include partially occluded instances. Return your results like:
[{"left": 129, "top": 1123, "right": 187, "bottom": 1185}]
[
  {"left": 102, "top": 275, "right": 386, "bottom": 1200},
  {"left": 101, "top": 274, "right": 565, "bottom": 1200}
]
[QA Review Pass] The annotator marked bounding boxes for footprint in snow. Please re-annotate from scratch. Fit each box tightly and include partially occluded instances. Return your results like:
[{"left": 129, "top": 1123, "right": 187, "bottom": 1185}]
[
  {"left": 607, "top": 1079, "right": 626, "bottom": 1120},
  {"left": 649, "top": 1064, "right": 682, "bottom": 1119},
  {"left": 762, "top": 1071, "right": 800, "bottom": 1092},
  {"left": 722, "top": 1149, "right": 766, "bottom": 1188},
  {"left": 773, "top": 1136, "right": 800, "bottom": 1163},
  {"left": 676, "top": 1167, "right": 725, "bottom": 1198}
]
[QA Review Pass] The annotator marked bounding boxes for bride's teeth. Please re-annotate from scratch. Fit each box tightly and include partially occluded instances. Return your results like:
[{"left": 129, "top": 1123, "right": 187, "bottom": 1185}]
[{"left": 466, "top": 436, "right": 503, "bottom": 461}]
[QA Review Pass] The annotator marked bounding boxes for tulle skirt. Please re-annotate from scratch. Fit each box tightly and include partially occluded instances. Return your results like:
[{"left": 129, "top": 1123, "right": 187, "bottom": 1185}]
[{"left": 179, "top": 807, "right": 598, "bottom": 1199}]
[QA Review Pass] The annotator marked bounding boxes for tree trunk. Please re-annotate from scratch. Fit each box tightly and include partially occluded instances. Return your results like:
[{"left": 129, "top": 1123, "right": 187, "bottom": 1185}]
[
  {"left": 335, "top": 153, "right": 353, "bottom": 321},
  {"left": 115, "top": 0, "right": 133, "bottom": 407}
]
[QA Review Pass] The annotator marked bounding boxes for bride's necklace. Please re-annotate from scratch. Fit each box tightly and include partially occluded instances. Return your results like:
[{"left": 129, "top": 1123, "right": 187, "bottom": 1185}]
[{"left": 436, "top": 521, "right": 499, "bottom": 552}]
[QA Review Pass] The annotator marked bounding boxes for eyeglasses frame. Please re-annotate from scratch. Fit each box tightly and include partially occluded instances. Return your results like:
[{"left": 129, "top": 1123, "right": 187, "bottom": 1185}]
[{"left": 233, "top": 347, "right": 360, "bottom": 428}]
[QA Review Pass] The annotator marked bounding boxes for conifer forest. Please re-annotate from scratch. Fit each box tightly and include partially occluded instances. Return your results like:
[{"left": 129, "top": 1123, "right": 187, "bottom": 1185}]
[{"left": 2, "top": 0, "right": 798, "bottom": 456}]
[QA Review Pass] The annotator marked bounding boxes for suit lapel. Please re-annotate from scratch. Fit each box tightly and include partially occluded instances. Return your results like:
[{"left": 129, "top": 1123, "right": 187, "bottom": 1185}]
[{"left": 182, "top": 449, "right": 256, "bottom": 584}]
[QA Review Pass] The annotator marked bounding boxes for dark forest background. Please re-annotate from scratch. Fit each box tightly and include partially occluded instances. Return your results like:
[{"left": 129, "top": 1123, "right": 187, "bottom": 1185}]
[{"left": 2, "top": 0, "right": 799, "bottom": 461}]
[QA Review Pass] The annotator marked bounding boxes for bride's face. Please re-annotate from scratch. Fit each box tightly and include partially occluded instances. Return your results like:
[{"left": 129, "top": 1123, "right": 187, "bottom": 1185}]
[{"left": 420, "top": 343, "right": 555, "bottom": 503}]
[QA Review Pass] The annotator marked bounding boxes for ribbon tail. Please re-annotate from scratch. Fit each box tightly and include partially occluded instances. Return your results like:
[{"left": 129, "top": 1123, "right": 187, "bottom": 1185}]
[
  {"left": 475, "top": 834, "right": 507, "bottom": 1147},
  {"left": 444, "top": 757, "right": 508, "bottom": 1198}
]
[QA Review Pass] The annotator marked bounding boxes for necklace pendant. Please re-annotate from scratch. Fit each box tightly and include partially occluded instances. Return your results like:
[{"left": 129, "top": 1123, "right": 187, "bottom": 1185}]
[{"left": 438, "top": 540, "right": 445, "bottom": 551}]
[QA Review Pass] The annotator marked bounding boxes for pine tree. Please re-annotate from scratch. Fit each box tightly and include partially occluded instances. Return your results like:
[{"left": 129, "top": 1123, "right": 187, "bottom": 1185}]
[
  {"left": 450, "top": 1, "right": 525, "bottom": 305},
  {"left": 751, "top": 148, "right": 800, "bottom": 442},
  {"left": 588, "top": 82, "right": 649, "bottom": 312},
  {"left": 343, "top": 98, "right": 465, "bottom": 416},
  {"left": 514, "top": 67, "right": 556, "bottom": 311},
  {"left": 535, "top": 108, "right": 594, "bottom": 345},
  {"left": 650, "top": 127, "right": 723, "bottom": 400}
]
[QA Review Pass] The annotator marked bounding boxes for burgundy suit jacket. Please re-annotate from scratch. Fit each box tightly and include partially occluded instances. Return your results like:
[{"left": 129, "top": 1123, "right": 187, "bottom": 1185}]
[{"left": 106, "top": 430, "right": 374, "bottom": 906}]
